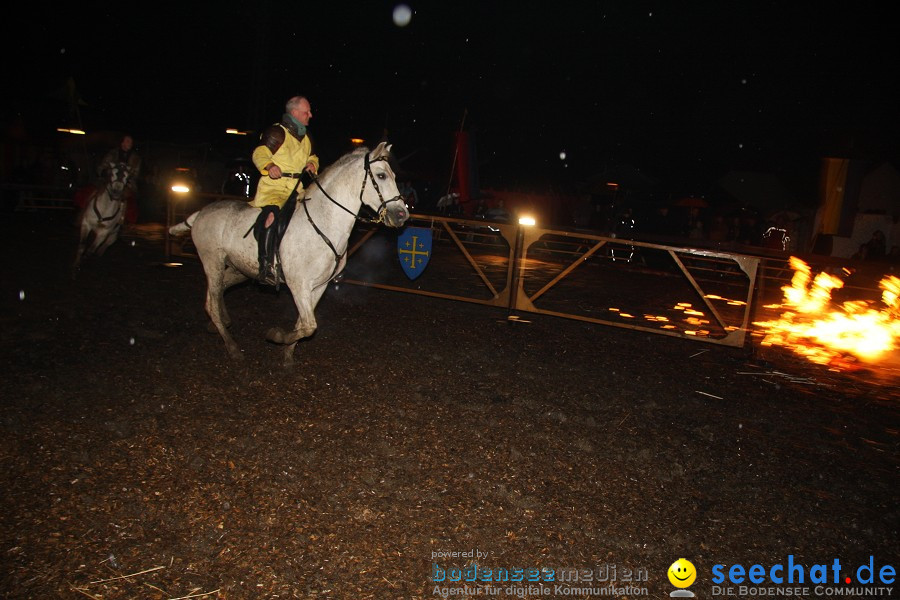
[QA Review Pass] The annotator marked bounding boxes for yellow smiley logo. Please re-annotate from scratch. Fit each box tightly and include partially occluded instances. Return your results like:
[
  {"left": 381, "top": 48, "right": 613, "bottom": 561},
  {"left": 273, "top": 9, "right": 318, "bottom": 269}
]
[{"left": 668, "top": 558, "right": 697, "bottom": 588}]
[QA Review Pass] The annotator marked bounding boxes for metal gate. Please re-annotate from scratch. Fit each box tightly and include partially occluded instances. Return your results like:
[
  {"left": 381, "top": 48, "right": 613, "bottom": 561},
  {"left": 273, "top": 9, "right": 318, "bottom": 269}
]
[{"left": 341, "top": 215, "right": 762, "bottom": 348}]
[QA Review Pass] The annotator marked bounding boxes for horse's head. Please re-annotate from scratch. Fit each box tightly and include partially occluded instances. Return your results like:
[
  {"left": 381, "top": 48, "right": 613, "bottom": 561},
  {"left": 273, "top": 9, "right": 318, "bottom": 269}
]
[
  {"left": 105, "top": 162, "right": 131, "bottom": 200},
  {"left": 359, "top": 142, "right": 409, "bottom": 228}
]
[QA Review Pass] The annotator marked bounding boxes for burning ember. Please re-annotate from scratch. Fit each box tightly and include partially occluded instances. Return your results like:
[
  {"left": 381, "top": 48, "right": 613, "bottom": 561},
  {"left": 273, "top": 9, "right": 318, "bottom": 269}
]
[{"left": 754, "top": 257, "right": 900, "bottom": 366}]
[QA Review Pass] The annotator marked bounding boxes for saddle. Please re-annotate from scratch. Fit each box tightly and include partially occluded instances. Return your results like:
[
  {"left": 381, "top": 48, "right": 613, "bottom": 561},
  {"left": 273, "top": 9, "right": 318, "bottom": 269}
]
[{"left": 275, "top": 196, "right": 297, "bottom": 243}]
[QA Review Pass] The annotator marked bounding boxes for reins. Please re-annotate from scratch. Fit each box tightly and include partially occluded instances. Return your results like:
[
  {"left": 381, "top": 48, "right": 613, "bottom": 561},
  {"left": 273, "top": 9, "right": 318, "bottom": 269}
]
[
  {"left": 305, "top": 153, "right": 404, "bottom": 225},
  {"left": 91, "top": 181, "right": 127, "bottom": 223},
  {"left": 300, "top": 151, "right": 405, "bottom": 281}
]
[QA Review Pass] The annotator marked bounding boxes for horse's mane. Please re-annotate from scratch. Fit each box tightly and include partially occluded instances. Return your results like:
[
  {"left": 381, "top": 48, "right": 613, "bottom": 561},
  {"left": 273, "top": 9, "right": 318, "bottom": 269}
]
[{"left": 317, "top": 146, "right": 370, "bottom": 181}]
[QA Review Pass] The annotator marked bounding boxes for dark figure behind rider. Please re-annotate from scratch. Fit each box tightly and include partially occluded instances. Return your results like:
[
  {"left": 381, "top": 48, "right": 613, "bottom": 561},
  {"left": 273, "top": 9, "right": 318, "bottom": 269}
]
[
  {"left": 98, "top": 134, "right": 141, "bottom": 223},
  {"left": 249, "top": 96, "right": 319, "bottom": 281}
]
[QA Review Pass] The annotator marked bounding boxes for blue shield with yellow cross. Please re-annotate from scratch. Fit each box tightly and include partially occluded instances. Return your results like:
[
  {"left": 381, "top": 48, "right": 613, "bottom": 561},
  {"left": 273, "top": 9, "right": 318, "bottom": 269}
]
[{"left": 398, "top": 227, "right": 432, "bottom": 280}]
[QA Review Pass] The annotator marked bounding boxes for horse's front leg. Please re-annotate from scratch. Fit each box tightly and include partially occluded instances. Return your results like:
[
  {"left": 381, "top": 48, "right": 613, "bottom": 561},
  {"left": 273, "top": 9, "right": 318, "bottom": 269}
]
[
  {"left": 282, "top": 340, "right": 300, "bottom": 368},
  {"left": 72, "top": 221, "right": 92, "bottom": 275},
  {"left": 93, "top": 225, "right": 121, "bottom": 256},
  {"left": 278, "top": 292, "right": 319, "bottom": 368},
  {"left": 84, "top": 226, "right": 112, "bottom": 257}
]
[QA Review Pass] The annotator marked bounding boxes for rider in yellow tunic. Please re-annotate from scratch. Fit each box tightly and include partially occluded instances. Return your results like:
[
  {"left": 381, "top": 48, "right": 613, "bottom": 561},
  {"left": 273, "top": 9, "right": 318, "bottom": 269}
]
[{"left": 250, "top": 96, "right": 319, "bottom": 281}]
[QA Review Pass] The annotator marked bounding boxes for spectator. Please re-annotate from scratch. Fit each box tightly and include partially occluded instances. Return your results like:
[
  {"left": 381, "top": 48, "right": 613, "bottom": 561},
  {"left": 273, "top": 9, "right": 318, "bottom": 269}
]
[
  {"left": 485, "top": 200, "right": 510, "bottom": 222},
  {"left": 399, "top": 181, "right": 419, "bottom": 211},
  {"left": 866, "top": 230, "right": 887, "bottom": 260},
  {"left": 707, "top": 216, "right": 730, "bottom": 243}
]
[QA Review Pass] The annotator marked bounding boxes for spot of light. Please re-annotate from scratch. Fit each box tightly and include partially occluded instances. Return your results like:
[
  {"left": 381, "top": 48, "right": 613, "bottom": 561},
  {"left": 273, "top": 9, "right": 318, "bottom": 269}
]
[
  {"left": 19, "top": 290, "right": 25, "bottom": 301},
  {"left": 559, "top": 151, "right": 566, "bottom": 160},
  {"left": 392, "top": 4, "right": 412, "bottom": 27},
  {"left": 129, "top": 337, "right": 135, "bottom": 346}
]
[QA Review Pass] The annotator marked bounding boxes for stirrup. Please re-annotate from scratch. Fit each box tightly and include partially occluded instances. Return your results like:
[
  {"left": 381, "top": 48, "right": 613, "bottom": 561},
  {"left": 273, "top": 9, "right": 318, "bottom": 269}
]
[
  {"left": 257, "top": 259, "right": 271, "bottom": 282},
  {"left": 257, "top": 259, "right": 280, "bottom": 286},
  {"left": 274, "top": 265, "right": 282, "bottom": 292}
]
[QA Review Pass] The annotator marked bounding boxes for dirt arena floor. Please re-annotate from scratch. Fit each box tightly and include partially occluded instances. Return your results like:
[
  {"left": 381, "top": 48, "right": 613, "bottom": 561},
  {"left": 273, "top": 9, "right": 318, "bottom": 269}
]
[{"left": 1, "top": 212, "right": 897, "bottom": 599}]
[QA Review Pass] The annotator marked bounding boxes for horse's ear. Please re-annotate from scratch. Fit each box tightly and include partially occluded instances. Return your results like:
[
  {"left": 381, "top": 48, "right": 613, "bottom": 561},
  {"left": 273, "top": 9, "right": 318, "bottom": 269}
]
[{"left": 373, "top": 141, "right": 390, "bottom": 158}]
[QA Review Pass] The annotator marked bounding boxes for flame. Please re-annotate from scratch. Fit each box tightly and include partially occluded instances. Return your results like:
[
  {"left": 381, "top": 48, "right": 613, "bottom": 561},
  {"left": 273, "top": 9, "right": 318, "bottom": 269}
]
[{"left": 754, "top": 257, "right": 900, "bottom": 365}]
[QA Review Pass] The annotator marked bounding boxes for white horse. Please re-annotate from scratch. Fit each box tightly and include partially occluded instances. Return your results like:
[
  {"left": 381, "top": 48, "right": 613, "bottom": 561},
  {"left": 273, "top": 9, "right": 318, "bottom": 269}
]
[
  {"left": 73, "top": 162, "right": 133, "bottom": 274},
  {"left": 168, "top": 142, "right": 409, "bottom": 365}
]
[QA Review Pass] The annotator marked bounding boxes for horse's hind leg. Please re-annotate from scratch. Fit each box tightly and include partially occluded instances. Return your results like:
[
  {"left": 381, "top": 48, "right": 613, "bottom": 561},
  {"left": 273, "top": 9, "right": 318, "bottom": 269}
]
[
  {"left": 202, "top": 258, "right": 243, "bottom": 360},
  {"left": 207, "top": 265, "right": 246, "bottom": 333},
  {"left": 218, "top": 264, "right": 247, "bottom": 329}
]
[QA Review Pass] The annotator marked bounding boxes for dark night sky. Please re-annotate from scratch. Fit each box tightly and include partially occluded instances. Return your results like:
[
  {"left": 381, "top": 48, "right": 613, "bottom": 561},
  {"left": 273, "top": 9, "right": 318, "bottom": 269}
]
[{"left": 4, "top": 1, "right": 898, "bottom": 195}]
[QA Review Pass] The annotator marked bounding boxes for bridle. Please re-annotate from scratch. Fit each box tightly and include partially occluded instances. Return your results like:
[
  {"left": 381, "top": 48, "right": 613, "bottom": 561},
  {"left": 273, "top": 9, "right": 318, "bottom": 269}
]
[
  {"left": 303, "top": 152, "right": 405, "bottom": 226},
  {"left": 92, "top": 164, "right": 130, "bottom": 223},
  {"left": 300, "top": 150, "right": 406, "bottom": 281}
]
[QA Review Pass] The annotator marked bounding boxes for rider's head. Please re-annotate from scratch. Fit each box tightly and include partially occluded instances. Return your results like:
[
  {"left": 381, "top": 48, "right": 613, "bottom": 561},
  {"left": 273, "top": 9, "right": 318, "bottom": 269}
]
[
  {"left": 120, "top": 135, "right": 134, "bottom": 152},
  {"left": 286, "top": 96, "right": 313, "bottom": 126}
]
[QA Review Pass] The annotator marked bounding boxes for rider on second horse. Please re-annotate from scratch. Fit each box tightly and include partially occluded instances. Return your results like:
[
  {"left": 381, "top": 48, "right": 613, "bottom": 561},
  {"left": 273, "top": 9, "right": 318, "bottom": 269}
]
[
  {"left": 98, "top": 135, "right": 141, "bottom": 223},
  {"left": 250, "top": 96, "right": 319, "bottom": 281}
]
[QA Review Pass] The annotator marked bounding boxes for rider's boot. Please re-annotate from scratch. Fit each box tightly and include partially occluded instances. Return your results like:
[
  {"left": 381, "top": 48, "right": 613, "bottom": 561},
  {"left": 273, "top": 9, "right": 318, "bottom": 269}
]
[{"left": 258, "top": 225, "right": 275, "bottom": 282}]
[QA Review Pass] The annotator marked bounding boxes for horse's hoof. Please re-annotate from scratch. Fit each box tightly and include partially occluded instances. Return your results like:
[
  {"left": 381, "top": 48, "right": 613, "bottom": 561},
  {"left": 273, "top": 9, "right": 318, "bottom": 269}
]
[
  {"left": 225, "top": 345, "right": 243, "bottom": 361},
  {"left": 207, "top": 320, "right": 232, "bottom": 334},
  {"left": 266, "top": 327, "right": 286, "bottom": 344}
]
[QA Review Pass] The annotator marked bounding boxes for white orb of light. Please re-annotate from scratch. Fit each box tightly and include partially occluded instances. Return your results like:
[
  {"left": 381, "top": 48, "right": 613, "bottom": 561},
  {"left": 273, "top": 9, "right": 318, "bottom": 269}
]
[
  {"left": 393, "top": 4, "right": 412, "bottom": 27},
  {"left": 559, "top": 151, "right": 566, "bottom": 160}
]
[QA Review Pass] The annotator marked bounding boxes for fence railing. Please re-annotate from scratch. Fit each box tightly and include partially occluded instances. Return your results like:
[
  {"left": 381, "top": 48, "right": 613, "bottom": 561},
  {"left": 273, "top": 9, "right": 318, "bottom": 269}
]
[{"left": 1, "top": 184, "right": 75, "bottom": 211}]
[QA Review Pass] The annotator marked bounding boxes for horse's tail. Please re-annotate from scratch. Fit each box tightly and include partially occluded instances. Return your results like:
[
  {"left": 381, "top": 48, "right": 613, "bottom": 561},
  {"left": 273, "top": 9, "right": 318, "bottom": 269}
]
[{"left": 168, "top": 212, "right": 199, "bottom": 236}]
